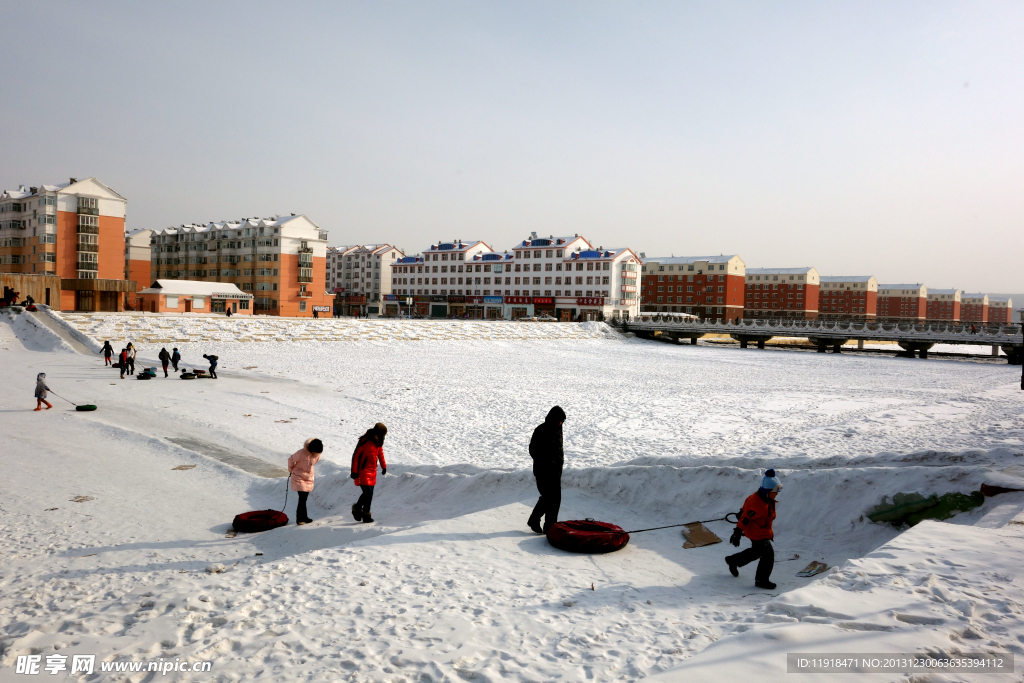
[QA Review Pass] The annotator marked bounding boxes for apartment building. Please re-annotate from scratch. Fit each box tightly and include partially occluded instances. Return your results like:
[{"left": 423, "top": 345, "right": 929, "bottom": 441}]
[
  {"left": 145, "top": 215, "right": 329, "bottom": 317},
  {"left": 988, "top": 296, "right": 1013, "bottom": 325},
  {"left": 387, "top": 240, "right": 493, "bottom": 316},
  {"left": 328, "top": 244, "right": 404, "bottom": 316},
  {"left": 743, "top": 267, "right": 820, "bottom": 319},
  {"left": 876, "top": 284, "right": 927, "bottom": 321},
  {"left": 960, "top": 293, "right": 988, "bottom": 324},
  {"left": 639, "top": 255, "right": 746, "bottom": 321},
  {"left": 926, "top": 289, "right": 961, "bottom": 322},
  {"left": 0, "top": 177, "right": 133, "bottom": 310},
  {"left": 125, "top": 228, "right": 152, "bottom": 309},
  {"left": 817, "top": 276, "right": 878, "bottom": 320}
]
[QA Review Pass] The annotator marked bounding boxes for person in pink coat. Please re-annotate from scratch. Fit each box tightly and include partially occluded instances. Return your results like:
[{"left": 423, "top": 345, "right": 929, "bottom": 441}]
[
  {"left": 350, "top": 423, "right": 387, "bottom": 523},
  {"left": 288, "top": 438, "right": 323, "bottom": 525}
]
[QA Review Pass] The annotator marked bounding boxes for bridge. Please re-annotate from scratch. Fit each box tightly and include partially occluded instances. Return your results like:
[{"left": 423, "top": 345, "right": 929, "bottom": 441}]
[{"left": 623, "top": 315, "right": 1024, "bottom": 364}]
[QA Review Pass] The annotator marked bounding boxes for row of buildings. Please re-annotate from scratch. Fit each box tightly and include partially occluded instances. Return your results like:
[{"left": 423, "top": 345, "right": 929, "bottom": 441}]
[
  {"left": 0, "top": 176, "right": 1014, "bottom": 322},
  {"left": 638, "top": 256, "right": 1013, "bottom": 324}
]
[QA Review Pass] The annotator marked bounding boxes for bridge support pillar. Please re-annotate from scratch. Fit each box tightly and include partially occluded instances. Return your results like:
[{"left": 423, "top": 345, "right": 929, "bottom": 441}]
[
  {"left": 857, "top": 339, "right": 864, "bottom": 350},
  {"left": 690, "top": 337, "right": 698, "bottom": 345},
  {"left": 1001, "top": 345, "right": 1023, "bottom": 365},
  {"left": 739, "top": 339, "right": 748, "bottom": 349},
  {"left": 919, "top": 347, "right": 928, "bottom": 359},
  {"left": 898, "top": 342, "right": 934, "bottom": 359},
  {"left": 757, "top": 340, "right": 765, "bottom": 350},
  {"left": 817, "top": 344, "right": 827, "bottom": 353},
  {"left": 992, "top": 345, "right": 999, "bottom": 357},
  {"left": 832, "top": 344, "right": 842, "bottom": 354}
]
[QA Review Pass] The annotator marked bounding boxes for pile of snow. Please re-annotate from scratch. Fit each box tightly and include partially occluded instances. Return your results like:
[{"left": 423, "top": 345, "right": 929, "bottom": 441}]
[{"left": 2, "top": 309, "right": 75, "bottom": 354}]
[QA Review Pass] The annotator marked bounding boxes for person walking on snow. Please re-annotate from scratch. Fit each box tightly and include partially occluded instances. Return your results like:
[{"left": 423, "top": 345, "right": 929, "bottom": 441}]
[
  {"left": 170, "top": 348, "right": 180, "bottom": 371},
  {"left": 203, "top": 353, "right": 218, "bottom": 379},
  {"left": 125, "top": 343, "right": 136, "bottom": 376},
  {"left": 288, "top": 438, "right": 323, "bottom": 525},
  {"left": 350, "top": 423, "right": 388, "bottom": 523},
  {"left": 725, "top": 469, "right": 782, "bottom": 590},
  {"left": 118, "top": 348, "right": 129, "bottom": 379},
  {"left": 100, "top": 340, "right": 114, "bottom": 366},
  {"left": 527, "top": 406, "right": 566, "bottom": 534},
  {"left": 34, "top": 373, "right": 53, "bottom": 411},
  {"left": 158, "top": 347, "right": 171, "bottom": 377}
]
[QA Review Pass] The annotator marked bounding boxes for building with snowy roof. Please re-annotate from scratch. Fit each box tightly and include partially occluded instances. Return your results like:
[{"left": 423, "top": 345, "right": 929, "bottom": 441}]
[
  {"left": 143, "top": 215, "right": 329, "bottom": 317},
  {"left": 960, "top": 293, "right": 988, "bottom": 324},
  {"left": 328, "top": 244, "right": 404, "bottom": 316},
  {"left": 1, "top": 177, "right": 134, "bottom": 311},
  {"left": 818, "top": 276, "right": 878, "bottom": 320},
  {"left": 639, "top": 255, "right": 745, "bottom": 320},
  {"left": 743, "top": 267, "right": 820, "bottom": 319},
  {"left": 138, "top": 279, "right": 252, "bottom": 315},
  {"left": 388, "top": 240, "right": 493, "bottom": 317},
  {"left": 988, "top": 296, "right": 1014, "bottom": 324}
]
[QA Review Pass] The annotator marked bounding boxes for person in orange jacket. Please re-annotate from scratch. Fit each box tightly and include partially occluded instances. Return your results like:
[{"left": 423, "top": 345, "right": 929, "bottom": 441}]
[
  {"left": 725, "top": 469, "right": 782, "bottom": 590},
  {"left": 350, "top": 423, "right": 387, "bottom": 523}
]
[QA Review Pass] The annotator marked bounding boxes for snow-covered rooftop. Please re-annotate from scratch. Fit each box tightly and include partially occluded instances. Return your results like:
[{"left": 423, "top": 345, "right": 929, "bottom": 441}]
[
  {"left": 643, "top": 255, "right": 738, "bottom": 265},
  {"left": 877, "top": 283, "right": 925, "bottom": 290},
  {"left": 139, "top": 279, "right": 252, "bottom": 299},
  {"left": 819, "top": 276, "right": 874, "bottom": 283},
  {"left": 746, "top": 267, "right": 815, "bottom": 275}
]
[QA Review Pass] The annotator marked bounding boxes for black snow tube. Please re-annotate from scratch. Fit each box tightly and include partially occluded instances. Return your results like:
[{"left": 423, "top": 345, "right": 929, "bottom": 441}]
[
  {"left": 232, "top": 509, "right": 288, "bottom": 533},
  {"left": 546, "top": 519, "right": 630, "bottom": 554},
  {"left": 180, "top": 373, "right": 196, "bottom": 379},
  {"left": 75, "top": 405, "right": 97, "bottom": 412}
]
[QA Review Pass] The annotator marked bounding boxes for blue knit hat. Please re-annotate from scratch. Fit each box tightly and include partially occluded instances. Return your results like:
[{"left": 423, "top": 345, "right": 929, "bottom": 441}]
[{"left": 760, "top": 468, "right": 782, "bottom": 493}]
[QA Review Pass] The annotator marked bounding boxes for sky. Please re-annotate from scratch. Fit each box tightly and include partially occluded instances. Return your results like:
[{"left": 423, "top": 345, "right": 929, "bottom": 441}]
[{"left": 1, "top": 1, "right": 1022, "bottom": 293}]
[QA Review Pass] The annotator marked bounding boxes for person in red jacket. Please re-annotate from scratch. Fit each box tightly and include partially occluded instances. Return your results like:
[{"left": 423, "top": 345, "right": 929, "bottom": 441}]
[
  {"left": 351, "top": 423, "right": 387, "bottom": 523},
  {"left": 725, "top": 469, "right": 782, "bottom": 590}
]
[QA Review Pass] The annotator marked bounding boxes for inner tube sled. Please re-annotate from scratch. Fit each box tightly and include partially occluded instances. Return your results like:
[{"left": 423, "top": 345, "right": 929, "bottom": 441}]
[
  {"left": 232, "top": 509, "right": 288, "bottom": 533},
  {"left": 546, "top": 519, "right": 630, "bottom": 554}
]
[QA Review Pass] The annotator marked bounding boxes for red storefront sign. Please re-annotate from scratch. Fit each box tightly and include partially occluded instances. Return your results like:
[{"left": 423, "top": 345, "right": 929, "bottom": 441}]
[
  {"left": 505, "top": 296, "right": 531, "bottom": 304},
  {"left": 465, "top": 296, "right": 483, "bottom": 304},
  {"left": 576, "top": 297, "right": 605, "bottom": 306},
  {"left": 532, "top": 297, "right": 553, "bottom": 305},
  {"left": 346, "top": 295, "right": 367, "bottom": 304}
]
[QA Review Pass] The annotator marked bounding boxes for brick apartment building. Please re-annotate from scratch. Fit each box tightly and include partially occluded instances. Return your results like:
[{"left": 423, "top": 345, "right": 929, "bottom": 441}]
[
  {"left": 960, "top": 293, "right": 988, "bottom": 323},
  {"left": 876, "top": 284, "right": 927, "bottom": 321},
  {"left": 926, "top": 288, "right": 961, "bottom": 322},
  {"left": 328, "top": 244, "right": 404, "bottom": 316},
  {"left": 125, "top": 228, "right": 152, "bottom": 308},
  {"left": 140, "top": 215, "right": 330, "bottom": 317},
  {"left": 1, "top": 177, "right": 134, "bottom": 310},
  {"left": 639, "top": 255, "right": 746, "bottom": 320},
  {"left": 988, "top": 296, "right": 1013, "bottom": 324},
  {"left": 817, "top": 276, "right": 877, "bottom": 320},
  {"left": 743, "top": 267, "right": 820, "bottom": 319}
]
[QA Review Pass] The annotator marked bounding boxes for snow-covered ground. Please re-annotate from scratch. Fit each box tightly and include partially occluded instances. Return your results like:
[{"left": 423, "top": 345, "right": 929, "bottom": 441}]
[{"left": 2, "top": 309, "right": 1024, "bottom": 681}]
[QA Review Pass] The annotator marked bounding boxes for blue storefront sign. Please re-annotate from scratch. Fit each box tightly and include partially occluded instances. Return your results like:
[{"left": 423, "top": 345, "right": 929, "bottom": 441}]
[{"left": 483, "top": 296, "right": 503, "bottom": 304}]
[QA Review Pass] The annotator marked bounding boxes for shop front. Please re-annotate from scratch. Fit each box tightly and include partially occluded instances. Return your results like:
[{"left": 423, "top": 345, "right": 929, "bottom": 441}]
[
  {"left": 503, "top": 296, "right": 533, "bottom": 320},
  {"left": 575, "top": 297, "right": 605, "bottom": 321},
  {"left": 346, "top": 295, "right": 367, "bottom": 317},
  {"left": 532, "top": 296, "right": 555, "bottom": 317},
  {"left": 483, "top": 295, "right": 503, "bottom": 319},
  {"left": 465, "top": 296, "right": 484, "bottom": 319},
  {"left": 383, "top": 294, "right": 412, "bottom": 317},
  {"left": 414, "top": 295, "right": 430, "bottom": 318},
  {"left": 429, "top": 295, "right": 448, "bottom": 318},
  {"left": 447, "top": 295, "right": 466, "bottom": 318}
]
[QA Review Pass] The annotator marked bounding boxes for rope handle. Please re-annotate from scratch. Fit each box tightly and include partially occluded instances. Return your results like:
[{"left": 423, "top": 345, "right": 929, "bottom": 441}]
[{"left": 593, "top": 512, "right": 740, "bottom": 535}]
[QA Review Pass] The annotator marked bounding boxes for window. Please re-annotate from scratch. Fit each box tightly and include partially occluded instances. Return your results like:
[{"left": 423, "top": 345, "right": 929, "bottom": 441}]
[
  {"left": 166, "top": 296, "right": 179, "bottom": 308},
  {"left": 299, "top": 301, "right": 307, "bottom": 312}
]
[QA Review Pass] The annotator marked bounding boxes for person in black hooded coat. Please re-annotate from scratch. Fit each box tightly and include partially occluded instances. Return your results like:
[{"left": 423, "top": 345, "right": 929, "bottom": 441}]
[{"left": 527, "top": 406, "right": 566, "bottom": 534}]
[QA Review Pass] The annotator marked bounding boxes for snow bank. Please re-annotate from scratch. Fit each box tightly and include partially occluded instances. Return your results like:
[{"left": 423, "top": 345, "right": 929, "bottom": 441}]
[{"left": 1, "top": 309, "right": 75, "bottom": 354}]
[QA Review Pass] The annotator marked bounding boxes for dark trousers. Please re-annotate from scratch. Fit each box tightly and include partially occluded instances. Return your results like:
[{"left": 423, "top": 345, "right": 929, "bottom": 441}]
[
  {"left": 209, "top": 365, "right": 217, "bottom": 379},
  {"left": 356, "top": 485, "right": 374, "bottom": 514},
  {"left": 172, "top": 361, "right": 179, "bottom": 371},
  {"left": 296, "top": 491, "right": 310, "bottom": 523},
  {"left": 529, "top": 474, "right": 562, "bottom": 531},
  {"left": 104, "top": 354, "right": 111, "bottom": 366},
  {"left": 162, "top": 361, "right": 169, "bottom": 377},
  {"left": 728, "top": 539, "right": 775, "bottom": 583},
  {"left": 127, "top": 358, "right": 135, "bottom": 374}
]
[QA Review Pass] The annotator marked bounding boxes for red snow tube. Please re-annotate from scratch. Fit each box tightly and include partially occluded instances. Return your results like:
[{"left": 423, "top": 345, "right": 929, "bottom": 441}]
[
  {"left": 546, "top": 519, "right": 630, "bottom": 554},
  {"left": 232, "top": 509, "right": 289, "bottom": 533}
]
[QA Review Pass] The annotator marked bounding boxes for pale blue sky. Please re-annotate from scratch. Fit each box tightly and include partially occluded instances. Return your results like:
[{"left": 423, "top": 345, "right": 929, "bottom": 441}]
[{"left": 2, "top": 1, "right": 1021, "bottom": 292}]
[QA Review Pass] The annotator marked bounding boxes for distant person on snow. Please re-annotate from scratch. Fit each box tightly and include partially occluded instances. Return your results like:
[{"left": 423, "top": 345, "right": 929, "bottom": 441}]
[
  {"left": 125, "top": 343, "right": 136, "bottom": 376},
  {"left": 288, "top": 438, "right": 323, "bottom": 525},
  {"left": 158, "top": 347, "right": 171, "bottom": 377},
  {"left": 203, "top": 354, "right": 218, "bottom": 379},
  {"left": 34, "top": 373, "right": 52, "bottom": 411},
  {"left": 118, "top": 348, "right": 129, "bottom": 379},
  {"left": 725, "top": 470, "right": 782, "bottom": 590},
  {"left": 100, "top": 340, "right": 114, "bottom": 366},
  {"left": 350, "top": 423, "right": 388, "bottom": 523},
  {"left": 528, "top": 406, "right": 566, "bottom": 534},
  {"left": 171, "top": 348, "right": 181, "bottom": 371}
]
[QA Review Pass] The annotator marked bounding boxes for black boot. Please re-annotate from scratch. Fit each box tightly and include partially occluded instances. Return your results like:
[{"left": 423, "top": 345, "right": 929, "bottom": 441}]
[
  {"left": 351, "top": 503, "right": 363, "bottom": 522},
  {"left": 726, "top": 556, "right": 739, "bottom": 577},
  {"left": 362, "top": 512, "right": 374, "bottom": 523},
  {"left": 755, "top": 580, "right": 777, "bottom": 590}
]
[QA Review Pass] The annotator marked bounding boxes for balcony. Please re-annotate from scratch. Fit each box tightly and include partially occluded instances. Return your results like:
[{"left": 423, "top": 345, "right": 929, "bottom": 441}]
[
  {"left": 77, "top": 224, "right": 99, "bottom": 235},
  {"left": 298, "top": 246, "right": 313, "bottom": 254},
  {"left": 298, "top": 291, "right": 312, "bottom": 298},
  {"left": 77, "top": 207, "right": 99, "bottom": 216},
  {"left": 76, "top": 262, "right": 98, "bottom": 272},
  {"left": 77, "top": 243, "right": 99, "bottom": 253},
  {"left": 298, "top": 275, "right": 313, "bottom": 283}
]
